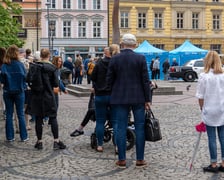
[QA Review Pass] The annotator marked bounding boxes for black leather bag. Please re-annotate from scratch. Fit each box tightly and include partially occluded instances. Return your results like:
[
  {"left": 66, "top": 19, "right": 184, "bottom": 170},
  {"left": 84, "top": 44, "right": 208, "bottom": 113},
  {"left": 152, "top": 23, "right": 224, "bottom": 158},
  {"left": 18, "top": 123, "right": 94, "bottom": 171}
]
[{"left": 145, "top": 109, "right": 162, "bottom": 142}]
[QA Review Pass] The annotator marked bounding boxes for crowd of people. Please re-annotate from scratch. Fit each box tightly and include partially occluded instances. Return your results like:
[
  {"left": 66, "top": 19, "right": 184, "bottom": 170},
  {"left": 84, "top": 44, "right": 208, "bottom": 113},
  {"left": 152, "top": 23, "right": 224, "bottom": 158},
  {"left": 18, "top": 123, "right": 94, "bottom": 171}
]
[
  {"left": 150, "top": 56, "right": 178, "bottom": 80},
  {"left": 1, "top": 33, "right": 223, "bottom": 172}
]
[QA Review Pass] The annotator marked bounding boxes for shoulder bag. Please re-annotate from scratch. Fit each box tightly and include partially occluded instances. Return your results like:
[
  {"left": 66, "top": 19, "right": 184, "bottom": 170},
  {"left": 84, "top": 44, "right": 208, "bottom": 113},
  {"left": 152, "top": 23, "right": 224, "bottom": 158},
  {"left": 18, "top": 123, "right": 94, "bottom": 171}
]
[{"left": 145, "top": 109, "right": 162, "bottom": 142}]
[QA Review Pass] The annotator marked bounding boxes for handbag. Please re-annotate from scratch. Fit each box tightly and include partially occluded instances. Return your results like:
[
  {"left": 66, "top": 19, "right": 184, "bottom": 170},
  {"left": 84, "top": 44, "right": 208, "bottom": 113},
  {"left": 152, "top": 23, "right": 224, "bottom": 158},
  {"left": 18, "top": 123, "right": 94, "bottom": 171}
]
[{"left": 145, "top": 109, "right": 162, "bottom": 142}]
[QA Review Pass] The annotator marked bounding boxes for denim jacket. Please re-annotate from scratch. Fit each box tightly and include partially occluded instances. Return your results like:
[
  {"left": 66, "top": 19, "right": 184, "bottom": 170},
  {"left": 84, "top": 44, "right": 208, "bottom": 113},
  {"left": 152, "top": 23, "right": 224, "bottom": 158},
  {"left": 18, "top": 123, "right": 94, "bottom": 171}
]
[{"left": 1, "top": 60, "right": 27, "bottom": 94}]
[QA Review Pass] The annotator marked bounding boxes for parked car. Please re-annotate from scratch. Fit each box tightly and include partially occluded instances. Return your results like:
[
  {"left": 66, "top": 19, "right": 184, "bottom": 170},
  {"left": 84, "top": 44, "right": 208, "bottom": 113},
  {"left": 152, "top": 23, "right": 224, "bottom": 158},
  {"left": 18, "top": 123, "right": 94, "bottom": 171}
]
[{"left": 169, "top": 59, "right": 204, "bottom": 82}]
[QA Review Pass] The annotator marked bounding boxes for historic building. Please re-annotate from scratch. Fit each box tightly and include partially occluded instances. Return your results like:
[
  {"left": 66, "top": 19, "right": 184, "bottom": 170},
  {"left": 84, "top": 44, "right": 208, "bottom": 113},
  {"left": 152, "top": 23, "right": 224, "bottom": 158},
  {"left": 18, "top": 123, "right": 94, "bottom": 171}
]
[
  {"left": 109, "top": 0, "right": 224, "bottom": 53},
  {"left": 9, "top": 0, "right": 41, "bottom": 53},
  {"left": 40, "top": 0, "right": 108, "bottom": 60}
]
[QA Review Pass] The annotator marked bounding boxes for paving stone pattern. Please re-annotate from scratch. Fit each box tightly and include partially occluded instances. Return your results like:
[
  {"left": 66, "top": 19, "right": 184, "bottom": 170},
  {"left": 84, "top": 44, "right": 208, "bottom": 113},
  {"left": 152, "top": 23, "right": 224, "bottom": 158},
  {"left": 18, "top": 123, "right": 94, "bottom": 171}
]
[{"left": 0, "top": 81, "right": 224, "bottom": 180}]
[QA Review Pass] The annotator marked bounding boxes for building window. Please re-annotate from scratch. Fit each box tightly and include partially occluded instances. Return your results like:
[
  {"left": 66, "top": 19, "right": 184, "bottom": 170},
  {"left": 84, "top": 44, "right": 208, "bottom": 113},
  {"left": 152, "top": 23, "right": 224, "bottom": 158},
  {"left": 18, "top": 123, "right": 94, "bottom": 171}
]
[
  {"left": 120, "top": 11, "right": 129, "bottom": 28},
  {"left": 210, "top": 44, "right": 221, "bottom": 54},
  {"left": 63, "top": 21, "right": 71, "bottom": 38},
  {"left": 78, "top": 0, "right": 86, "bottom": 9},
  {"left": 154, "top": 12, "right": 163, "bottom": 29},
  {"left": 47, "top": 0, "right": 56, "bottom": 9},
  {"left": 153, "top": 44, "right": 165, "bottom": 50},
  {"left": 63, "top": 0, "right": 71, "bottom": 9},
  {"left": 13, "top": 16, "right": 23, "bottom": 25},
  {"left": 194, "top": 44, "right": 202, "bottom": 48},
  {"left": 213, "top": 0, "right": 219, "bottom": 2},
  {"left": 192, "top": 12, "right": 199, "bottom": 29},
  {"left": 138, "top": 12, "right": 146, "bottom": 28},
  {"left": 176, "top": 12, "right": 184, "bottom": 29},
  {"left": 78, "top": 21, "right": 86, "bottom": 38},
  {"left": 12, "top": 0, "right": 23, "bottom": 2},
  {"left": 93, "top": 0, "right": 101, "bottom": 10},
  {"left": 93, "top": 21, "right": 101, "bottom": 38},
  {"left": 213, "top": 14, "right": 220, "bottom": 30},
  {"left": 175, "top": 44, "right": 181, "bottom": 49}
]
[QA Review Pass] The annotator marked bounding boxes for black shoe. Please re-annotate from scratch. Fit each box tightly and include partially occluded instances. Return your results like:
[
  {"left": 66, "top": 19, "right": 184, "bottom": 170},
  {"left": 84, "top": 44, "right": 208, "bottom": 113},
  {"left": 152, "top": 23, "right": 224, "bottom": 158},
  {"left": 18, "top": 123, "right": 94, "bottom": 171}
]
[
  {"left": 219, "top": 165, "right": 224, "bottom": 172},
  {"left": 53, "top": 141, "right": 66, "bottom": 150},
  {"left": 70, "top": 129, "right": 84, "bottom": 137},
  {"left": 34, "top": 141, "right": 43, "bottom": 150},
  {"left": 203, "top": 165, "right": 218, "bottom": 173}
]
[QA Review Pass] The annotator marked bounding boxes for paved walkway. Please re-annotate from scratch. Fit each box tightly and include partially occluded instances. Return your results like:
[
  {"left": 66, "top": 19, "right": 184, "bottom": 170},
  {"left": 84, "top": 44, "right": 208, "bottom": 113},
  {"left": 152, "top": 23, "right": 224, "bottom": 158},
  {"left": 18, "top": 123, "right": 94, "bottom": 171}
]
[{"left": 0, "top": 81, "right": 224, "bottom": 180}]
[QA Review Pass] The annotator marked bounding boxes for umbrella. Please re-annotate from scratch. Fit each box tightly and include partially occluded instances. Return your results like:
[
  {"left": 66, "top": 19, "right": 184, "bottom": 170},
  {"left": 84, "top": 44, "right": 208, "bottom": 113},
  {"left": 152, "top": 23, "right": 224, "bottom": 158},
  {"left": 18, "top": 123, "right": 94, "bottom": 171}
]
[{"left": 189, "top": 122, "right": 206, "bottom": 171}]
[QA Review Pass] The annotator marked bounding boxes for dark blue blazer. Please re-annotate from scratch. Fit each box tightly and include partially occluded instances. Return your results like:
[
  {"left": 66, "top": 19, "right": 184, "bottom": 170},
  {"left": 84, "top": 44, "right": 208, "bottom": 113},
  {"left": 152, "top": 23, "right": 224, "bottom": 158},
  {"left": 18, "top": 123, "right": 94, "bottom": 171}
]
[{"left": 107, "top": 49, "right": 151, "bottom": 104}]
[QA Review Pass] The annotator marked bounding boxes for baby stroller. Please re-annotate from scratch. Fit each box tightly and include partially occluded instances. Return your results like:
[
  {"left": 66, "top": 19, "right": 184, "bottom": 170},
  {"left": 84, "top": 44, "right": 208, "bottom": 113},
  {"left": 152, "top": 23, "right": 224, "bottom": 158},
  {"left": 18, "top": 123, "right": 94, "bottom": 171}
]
[
  {"left": 90, "top": 110, "right": 136, "bottom": 151},
  {"left": 60, "top": 67, "right": 72, "bottom": 85}
]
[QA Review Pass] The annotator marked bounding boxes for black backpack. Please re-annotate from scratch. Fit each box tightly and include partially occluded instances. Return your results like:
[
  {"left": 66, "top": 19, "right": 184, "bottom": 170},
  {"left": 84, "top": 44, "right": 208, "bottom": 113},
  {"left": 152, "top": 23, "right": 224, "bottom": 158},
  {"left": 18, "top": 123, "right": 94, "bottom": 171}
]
[{"left": 26, "top": 62, "right": 44, "bottom": 92}]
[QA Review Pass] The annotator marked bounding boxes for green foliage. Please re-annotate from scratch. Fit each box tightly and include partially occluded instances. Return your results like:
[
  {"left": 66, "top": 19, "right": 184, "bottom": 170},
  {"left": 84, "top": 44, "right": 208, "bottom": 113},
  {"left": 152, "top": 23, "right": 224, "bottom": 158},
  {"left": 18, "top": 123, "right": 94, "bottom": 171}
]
[{"left": 0, "top": 0, "right": 24, "bottom": 48}]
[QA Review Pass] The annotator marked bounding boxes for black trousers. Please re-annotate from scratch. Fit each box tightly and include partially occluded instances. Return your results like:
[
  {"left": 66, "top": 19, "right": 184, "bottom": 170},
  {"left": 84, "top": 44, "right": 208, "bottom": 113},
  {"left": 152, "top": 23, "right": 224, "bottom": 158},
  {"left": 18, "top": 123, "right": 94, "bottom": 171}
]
[
  {"left": 80, "top": 109, "right": 95, "bottom": 127},
  {"left": 35, "top": 116, "right": 59, "bottom": 140}
]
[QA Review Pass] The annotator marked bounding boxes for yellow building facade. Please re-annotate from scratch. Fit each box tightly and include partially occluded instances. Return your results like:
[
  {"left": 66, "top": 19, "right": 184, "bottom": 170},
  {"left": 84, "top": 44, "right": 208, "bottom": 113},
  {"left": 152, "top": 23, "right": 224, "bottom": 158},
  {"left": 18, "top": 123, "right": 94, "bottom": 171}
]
[{"left": 109, "top": 0, "right": 224, "bottom": 53}]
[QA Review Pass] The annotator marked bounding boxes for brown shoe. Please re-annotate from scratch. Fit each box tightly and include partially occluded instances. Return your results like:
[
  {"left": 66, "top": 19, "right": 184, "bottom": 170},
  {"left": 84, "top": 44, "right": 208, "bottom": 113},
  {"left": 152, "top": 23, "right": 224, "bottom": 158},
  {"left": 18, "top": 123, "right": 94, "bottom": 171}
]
[
  {"left": 115, "top": 160, "right": 126, "bottom": 169},
  {"left": 136, "top": 160, "right": 147, "bottom": 168}
]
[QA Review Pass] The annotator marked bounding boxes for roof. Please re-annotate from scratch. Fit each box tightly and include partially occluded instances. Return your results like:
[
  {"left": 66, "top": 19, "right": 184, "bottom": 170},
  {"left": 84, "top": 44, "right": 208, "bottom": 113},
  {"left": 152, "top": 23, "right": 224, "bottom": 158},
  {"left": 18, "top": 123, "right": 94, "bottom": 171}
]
[
  {"left": 169, "top": 40, "right": 208, "bottom": 54},
  {"left": 134, "top": 40, "right": 168, "bottom": 55}
]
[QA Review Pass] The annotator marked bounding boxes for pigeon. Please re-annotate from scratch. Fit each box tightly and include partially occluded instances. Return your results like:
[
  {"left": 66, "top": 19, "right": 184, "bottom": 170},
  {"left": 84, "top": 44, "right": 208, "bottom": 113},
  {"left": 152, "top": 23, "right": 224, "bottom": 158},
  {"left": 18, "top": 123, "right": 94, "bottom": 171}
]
[{"left": 186, "top": 85, "right": 191, "bottom": 91}]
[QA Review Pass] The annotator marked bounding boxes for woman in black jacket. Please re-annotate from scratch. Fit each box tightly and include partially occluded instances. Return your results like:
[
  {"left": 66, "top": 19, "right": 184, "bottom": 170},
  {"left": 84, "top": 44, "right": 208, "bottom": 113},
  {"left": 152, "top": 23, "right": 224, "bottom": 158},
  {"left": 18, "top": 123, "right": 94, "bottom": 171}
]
[
  {"left": 28, "top": 48, "right": 66, "bottom": 150},
  {"left": 91, "top": 45, "right": 120, "bottom": 152}
]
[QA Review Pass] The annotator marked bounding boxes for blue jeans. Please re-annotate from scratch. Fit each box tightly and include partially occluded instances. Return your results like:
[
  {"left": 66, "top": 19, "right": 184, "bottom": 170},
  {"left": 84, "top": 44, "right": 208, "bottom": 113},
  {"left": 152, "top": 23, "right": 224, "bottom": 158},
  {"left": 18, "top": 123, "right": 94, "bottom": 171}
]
[
  {"left": 113, "top": 104, "right": 145, "bottom": 161},
  {"left": 3, "top": 92, "right": 28, "bottom": 141},
  {"left": 206, "top": 125, "right": 224, "bottom": 163},
  {"left": 95, "top": 95, "right": 117, "bottom": 146}
]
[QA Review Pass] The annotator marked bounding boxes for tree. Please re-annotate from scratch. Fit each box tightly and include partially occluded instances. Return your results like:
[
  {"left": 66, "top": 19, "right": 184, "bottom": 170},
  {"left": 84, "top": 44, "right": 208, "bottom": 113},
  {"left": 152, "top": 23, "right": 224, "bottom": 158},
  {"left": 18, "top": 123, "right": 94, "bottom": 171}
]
[
  {"left": 112, "top": 0, "right": 120, "bottom": 45},
  {"left": 0, "top": 0, "right": 24, "bottom": 48}
]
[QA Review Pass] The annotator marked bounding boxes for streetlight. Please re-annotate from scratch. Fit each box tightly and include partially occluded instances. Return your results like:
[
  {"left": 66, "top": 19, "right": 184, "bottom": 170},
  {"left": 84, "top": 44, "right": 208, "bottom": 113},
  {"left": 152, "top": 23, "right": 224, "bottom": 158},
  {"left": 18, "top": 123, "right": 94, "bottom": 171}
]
[
  {"left": 45, "top": 2, "right": 51, "bottom": 53},
  {"left": 49, "top": 21, "right": 55, "bottom": 58}
]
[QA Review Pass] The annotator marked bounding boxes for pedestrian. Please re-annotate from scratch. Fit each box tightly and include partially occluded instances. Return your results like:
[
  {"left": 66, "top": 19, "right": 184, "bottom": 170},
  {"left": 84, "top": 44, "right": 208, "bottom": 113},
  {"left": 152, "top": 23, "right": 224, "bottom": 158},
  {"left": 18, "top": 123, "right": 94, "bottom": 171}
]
[
  {"left": 52, "top": 56, "right": 68, "bottom": 108},
  {"left": 83, "top": 55, "right": 91, "bottom": 78},
  {"left": 171, "top": 58, "right": 178, "bottom": 66},
  {"left": 0, "top": 45, "right": 28, "bottom": 142},
  {"left": 73, "top": 55, "right": 83, "bottom": 84},
  {"left": 150, "top": 59, "right": 155, "bottom": 79},
  {"left": 70, "top": 92, "right": 95, "bottom": 137},
  {"left": 63, "top": 56, "right": 73, "bottom": 84},
  {"left": 107, "top": 34, "right": 151, "bottom": 168},
  {"left": 91, "top": 45, "right": 119, "bottom": 153},
  {"left": 0, "top": 47, "right": 6, "bottom": 115},
  {"left": 25, "top": 48, "right": 33, "bottom": 60},
  {"left": 196, "top": 50, "right": 224, "bottom": 173},
  {"left": 162, "top": 59, "right": 170, "bottom": 80},
  {"left": 87, "top": 58, "right": 95, "bottom": 84},
  {"left": 153, "top": 56, "right": 160, "bottom": 80},
  {"left": 15, "top": 48, "right": 31, "bottom": 131},
  {"left": 28, "top": 48, "right": 66, "bottom": 150}
]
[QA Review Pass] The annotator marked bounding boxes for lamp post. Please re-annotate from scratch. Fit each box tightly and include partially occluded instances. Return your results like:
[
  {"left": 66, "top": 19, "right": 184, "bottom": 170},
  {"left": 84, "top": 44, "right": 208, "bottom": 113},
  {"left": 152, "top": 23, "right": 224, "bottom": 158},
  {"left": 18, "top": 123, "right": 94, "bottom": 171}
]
[
  {"left": 45, "top": 2, "right": 51, "bottom": 52},
  {"left": 49, "top": 22, "right": 55, "bottom": 58}
]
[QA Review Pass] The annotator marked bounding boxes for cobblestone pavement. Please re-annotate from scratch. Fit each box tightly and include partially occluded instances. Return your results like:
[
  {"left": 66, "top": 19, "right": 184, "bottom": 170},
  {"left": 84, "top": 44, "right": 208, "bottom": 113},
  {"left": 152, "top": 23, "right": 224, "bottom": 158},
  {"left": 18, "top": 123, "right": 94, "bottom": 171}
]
[{"left": 1, "top": 81, "right": 224, "bottom": 180}]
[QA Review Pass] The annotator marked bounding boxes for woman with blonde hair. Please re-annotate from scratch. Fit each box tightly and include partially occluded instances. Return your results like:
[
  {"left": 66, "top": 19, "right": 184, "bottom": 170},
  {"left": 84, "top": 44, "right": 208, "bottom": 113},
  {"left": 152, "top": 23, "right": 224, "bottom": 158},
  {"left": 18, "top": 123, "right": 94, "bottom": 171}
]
[
  {"left": 109, "top": 44, "right": 120, "bottom": 56},
  {"left": 196, "top": 50, "right": 224, "bottom": 173}
]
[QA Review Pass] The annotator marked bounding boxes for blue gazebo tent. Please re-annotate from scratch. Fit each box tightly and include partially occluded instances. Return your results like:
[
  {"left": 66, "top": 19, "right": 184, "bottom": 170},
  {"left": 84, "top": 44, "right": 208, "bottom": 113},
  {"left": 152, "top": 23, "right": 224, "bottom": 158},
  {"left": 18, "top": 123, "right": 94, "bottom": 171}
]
[
  {"left": 134, "top": 40, "right": 168, "bottom": 79},
  {"left": 169, "top": 40, "right": 208, "bottom": 66}
]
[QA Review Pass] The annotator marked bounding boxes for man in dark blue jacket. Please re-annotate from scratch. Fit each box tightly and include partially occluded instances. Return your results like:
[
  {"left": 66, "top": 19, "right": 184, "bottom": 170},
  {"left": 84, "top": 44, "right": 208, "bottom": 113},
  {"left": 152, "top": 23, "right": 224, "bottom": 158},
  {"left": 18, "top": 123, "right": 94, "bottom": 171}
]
[
  {"left": 63, "top": 57, "right": 74, "bottom": 83},
  {"left": 107, "top": 34, "right": 151, "bottom": 168}
]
